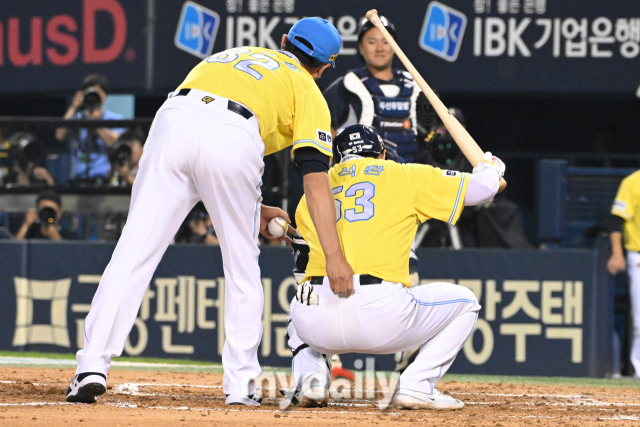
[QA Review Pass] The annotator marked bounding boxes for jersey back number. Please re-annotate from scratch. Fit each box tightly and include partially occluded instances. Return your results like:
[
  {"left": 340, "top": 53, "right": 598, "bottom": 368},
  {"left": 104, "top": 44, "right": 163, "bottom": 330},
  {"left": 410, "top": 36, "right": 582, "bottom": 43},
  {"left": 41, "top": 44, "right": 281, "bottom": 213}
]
[
  {"left": 206, "top": 48, "right": 280, "bottom": 80},
  {"left": 333, "top": 182, "right": 376, "bottom": 223}
]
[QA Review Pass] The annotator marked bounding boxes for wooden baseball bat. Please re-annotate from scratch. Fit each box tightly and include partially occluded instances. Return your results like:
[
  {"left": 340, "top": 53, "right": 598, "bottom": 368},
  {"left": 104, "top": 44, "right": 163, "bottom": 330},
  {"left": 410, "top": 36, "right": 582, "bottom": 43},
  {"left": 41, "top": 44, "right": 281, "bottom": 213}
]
[{"left": 365, "top": 9, "right": 507, "bottom": 192}]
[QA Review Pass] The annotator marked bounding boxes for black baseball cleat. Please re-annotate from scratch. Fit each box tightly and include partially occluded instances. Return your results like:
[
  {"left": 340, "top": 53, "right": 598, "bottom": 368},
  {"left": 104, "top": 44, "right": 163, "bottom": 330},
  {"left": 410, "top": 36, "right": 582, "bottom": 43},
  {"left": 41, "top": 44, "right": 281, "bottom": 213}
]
[
  {"left": 66, "top": 373, "right": 107, "bottom": 403},
  {"left": 225, "top": 392, "right": 263, "bottom": 406}
]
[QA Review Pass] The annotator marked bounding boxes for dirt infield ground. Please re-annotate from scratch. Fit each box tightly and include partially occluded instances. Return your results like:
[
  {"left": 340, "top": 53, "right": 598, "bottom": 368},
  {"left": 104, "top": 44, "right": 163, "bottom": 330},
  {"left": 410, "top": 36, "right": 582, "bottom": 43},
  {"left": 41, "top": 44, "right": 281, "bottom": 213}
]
[{"left": 1, "top": 368, "right": 639, "bottom": 426}]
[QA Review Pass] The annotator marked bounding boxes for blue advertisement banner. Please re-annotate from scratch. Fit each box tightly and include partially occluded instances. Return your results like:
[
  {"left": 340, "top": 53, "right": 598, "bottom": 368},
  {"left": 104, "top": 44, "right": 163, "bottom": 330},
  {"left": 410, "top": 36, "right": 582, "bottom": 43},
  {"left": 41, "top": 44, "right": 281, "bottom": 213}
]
[
  {"left": 0, "top": 242, "right": 612, "bottom": 377},
  {"left": 0, "top": 1, "right": 638, "bottom": 95},
  {"left": 152, "top": 0, "right": 640, "bottom": 95}
]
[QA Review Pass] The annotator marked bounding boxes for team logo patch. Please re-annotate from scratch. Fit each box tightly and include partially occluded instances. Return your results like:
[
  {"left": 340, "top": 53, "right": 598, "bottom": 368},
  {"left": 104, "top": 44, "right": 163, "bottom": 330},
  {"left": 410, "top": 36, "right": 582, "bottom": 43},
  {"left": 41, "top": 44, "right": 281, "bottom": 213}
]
[
  {"left": 444, "top": 170, "right": 459, "bottom": 177},
  {"left": 419, "top": 1, "right": 467, "bottom": 62},
  {"left": 201, "top": 96, "right": 214, "bottom": 104},
  {"left": 349, "top": 132, "right": 361, "bottom": 141},
  {"left": 175, "top": 1, "right": 221, "bottom": 59},
  {"left": 317, "top": 130, "right": 332, "bottom": 144},
  {"left": 329, "top": 54, "right": 338, "bottom": 62}
]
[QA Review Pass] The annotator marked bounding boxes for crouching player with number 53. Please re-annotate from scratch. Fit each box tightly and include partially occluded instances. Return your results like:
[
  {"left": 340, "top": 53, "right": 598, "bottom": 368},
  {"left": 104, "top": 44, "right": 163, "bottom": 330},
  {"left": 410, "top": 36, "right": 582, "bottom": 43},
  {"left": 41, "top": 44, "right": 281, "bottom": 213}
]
[{"left": 284, "top": 124, "right": 506, "bottom": 410}]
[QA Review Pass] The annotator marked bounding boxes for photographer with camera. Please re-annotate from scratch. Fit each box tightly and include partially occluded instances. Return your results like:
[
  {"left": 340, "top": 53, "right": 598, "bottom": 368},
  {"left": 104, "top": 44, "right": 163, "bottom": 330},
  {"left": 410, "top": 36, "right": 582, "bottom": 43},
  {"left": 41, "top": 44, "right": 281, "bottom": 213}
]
[
  {"left": 174, "top": 202, "right": 219, "bottom": 245},
  {"left": 15, "top": 190, "right": 75, "bottom": 240},
  {"left": 108, "top": 129, "right": 145, "bottom": 187},
  {"left": 2, "top": 132, "right": 55, "bottom": 187},
  {"left": 55, "top": 74, "right": 124, "bottom": 182}
]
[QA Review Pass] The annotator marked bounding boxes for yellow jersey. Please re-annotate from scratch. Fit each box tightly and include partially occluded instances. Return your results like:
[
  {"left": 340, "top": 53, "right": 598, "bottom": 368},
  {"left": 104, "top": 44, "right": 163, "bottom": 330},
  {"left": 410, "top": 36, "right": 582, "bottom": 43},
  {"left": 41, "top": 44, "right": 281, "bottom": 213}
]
[
  {"left": 296, "top": 157, "right": 469, "bottom": 286},
  {"left": 612, "top": 170, "right": 640, "bottom": 252},
  {"left": 176, "top": 47, "right": 332, "bottom": 157}
]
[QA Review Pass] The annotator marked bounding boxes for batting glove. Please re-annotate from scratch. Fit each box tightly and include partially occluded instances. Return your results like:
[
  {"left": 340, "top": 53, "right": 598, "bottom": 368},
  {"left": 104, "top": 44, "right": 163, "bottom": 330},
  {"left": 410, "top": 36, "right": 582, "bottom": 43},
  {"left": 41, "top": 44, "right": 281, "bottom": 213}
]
[
  {"left": 296, "top": 281, "right": 319, "bottom": 306},
  {"left": 473, "top": 152, "right": 505, "bottom": 177}
]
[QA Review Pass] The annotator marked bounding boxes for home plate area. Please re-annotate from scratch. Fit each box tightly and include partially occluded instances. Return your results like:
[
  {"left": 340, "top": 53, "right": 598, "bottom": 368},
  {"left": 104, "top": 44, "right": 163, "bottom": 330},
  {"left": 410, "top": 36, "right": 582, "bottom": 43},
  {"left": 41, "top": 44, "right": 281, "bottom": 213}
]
[{"left": 1, "top": 368, "right": 639, "bottom": 426}]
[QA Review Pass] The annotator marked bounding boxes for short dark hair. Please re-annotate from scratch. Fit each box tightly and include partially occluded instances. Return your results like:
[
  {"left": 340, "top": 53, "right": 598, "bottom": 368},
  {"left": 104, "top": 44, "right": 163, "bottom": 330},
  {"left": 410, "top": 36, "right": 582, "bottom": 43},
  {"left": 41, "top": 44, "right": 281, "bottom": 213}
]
[
  {"left": 282, "top": 38, "right": 326, "bottom": 70},
  {"left": 81, "top": 74, "right": 109, "bottom": 92},
  {"left": 118, "top": 128, "right": 146, "bottom": 146},
  {"left": 37, "top": 190, "right": 61, "bottom": 208}
]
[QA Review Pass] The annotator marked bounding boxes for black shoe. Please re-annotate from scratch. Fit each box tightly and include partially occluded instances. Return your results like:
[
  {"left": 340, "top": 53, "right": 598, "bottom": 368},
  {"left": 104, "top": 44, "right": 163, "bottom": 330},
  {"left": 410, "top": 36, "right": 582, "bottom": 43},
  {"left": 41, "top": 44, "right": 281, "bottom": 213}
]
[{"left": 66, "top": 373, "right": 107, "bottom": 403}]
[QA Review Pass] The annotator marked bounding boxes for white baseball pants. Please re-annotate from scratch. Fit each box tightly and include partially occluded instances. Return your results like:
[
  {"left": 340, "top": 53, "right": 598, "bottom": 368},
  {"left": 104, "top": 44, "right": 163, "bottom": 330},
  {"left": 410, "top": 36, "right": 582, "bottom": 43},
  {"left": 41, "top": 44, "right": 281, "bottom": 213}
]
[
  {"left": 289, "top": 277, "right": 480, "bottom": 394},
  {"left": 77, "top": 89, "right": 266, "bottom": 395},
  {"left": 628, "top": 251, "right": 640, "bottom": 376}
]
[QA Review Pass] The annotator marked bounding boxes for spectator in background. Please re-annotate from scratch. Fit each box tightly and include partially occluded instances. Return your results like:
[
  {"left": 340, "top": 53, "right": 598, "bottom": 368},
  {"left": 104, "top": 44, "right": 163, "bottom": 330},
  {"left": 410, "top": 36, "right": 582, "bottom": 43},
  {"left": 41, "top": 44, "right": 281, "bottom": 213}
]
[
  {"left": 15, "top": 190, "right": 75, "bottom": 240},
  {"left": 174, "top": 202, "right": 219, "bottom": 245},
  {"left": 2, "top": 132, "right": 55, "bottom": 187},
  {"left": 55, "top": 74, "right": 124, "bottom": 182},
  {"left": 607, "top": 170, "right": 640, "bottom": 379},
  {"left": 108, "top": 129, "right": 145, "bottom": 187}
]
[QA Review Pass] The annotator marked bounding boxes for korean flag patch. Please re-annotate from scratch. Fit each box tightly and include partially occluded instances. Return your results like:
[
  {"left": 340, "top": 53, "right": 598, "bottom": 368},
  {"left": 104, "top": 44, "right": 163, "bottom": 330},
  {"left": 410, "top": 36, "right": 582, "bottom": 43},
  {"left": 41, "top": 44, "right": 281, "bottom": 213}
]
[{"left": 317, "top": 129, "right": 332, "bottom": 144}]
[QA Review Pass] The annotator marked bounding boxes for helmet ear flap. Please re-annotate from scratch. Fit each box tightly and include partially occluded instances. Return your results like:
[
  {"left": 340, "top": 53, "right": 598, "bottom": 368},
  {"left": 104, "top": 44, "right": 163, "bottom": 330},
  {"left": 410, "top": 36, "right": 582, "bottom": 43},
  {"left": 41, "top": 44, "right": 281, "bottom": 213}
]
[{"left": 332, "top": 135, "right": 342, "bottom": 165}]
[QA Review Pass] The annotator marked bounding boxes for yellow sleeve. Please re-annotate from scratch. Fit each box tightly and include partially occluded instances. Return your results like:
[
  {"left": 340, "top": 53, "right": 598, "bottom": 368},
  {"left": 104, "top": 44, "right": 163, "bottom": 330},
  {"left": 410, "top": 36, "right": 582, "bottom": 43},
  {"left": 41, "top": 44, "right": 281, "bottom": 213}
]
[
  {"left": 291, "top": 85, "right": 333, "bottom": 157},
  {"left": 406, "top": 165, "right": 469, "bottom": 224},
  {"left": 611, "top": 175, "right": 637, "bottom": 220}
]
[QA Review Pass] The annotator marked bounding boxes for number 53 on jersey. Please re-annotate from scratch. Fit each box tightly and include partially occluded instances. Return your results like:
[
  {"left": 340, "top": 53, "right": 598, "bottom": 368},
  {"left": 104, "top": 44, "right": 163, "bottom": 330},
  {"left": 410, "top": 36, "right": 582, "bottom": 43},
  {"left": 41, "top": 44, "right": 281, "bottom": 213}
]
[{"left": 333, "top": 182, "right": 376, "bottom": 223}]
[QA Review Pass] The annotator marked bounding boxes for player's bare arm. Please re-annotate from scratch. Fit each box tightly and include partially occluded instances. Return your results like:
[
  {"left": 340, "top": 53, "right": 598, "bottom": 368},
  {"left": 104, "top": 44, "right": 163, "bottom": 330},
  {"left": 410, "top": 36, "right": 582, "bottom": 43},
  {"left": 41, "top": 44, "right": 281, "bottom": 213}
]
[
  {"left": 304, "top": 171, "right": 354, "bottom": 297},
  {"left": 608, "top": 231, "right": 626, "bottom": 275}
]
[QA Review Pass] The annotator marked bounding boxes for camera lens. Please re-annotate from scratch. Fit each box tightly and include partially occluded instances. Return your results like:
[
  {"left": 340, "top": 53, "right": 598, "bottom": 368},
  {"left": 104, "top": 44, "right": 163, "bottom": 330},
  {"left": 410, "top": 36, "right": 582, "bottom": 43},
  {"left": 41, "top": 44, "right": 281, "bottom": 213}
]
[
  {"left": 108, "top": 144, "right": 132, "bottom": 166},
  {"left": 80, "top": 88, "right": 102, "bottom": 112},
  {"left": 39, "top": 207, "right": 57, "bottom": 225}
]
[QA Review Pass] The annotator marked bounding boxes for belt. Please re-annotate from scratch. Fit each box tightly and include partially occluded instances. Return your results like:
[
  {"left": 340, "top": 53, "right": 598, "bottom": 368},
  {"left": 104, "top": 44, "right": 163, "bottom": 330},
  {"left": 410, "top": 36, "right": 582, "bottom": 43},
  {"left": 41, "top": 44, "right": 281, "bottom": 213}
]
[
  {"left": 172, "top": 88, "right": 254, "bottom": 120},
  {"left": 309, "top": 275, "right": 384, "bottom": 286}
]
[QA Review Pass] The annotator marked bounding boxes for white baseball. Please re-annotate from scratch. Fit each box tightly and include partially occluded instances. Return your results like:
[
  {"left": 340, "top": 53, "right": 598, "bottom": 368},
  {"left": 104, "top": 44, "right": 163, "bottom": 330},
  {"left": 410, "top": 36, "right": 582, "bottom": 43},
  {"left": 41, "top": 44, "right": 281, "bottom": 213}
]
[{"left": 268, "top": 217, "right": 288, "bottom": 238}]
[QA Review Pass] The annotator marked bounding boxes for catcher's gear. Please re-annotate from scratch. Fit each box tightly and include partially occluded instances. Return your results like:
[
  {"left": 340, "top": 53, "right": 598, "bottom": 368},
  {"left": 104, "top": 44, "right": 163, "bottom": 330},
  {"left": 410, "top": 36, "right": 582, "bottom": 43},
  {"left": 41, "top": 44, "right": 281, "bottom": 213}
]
[
  {"left": 296, "top": 281, "right": 319, "bottom": 306},
  {"left": 333, "top": 124, "right": 384, "bottom": 163},
  {"left": 381, "top": 139, "right": 405, "bottom": 163},
  {"left": 472, "top": 152, "right": 505, "bottom": 178}
]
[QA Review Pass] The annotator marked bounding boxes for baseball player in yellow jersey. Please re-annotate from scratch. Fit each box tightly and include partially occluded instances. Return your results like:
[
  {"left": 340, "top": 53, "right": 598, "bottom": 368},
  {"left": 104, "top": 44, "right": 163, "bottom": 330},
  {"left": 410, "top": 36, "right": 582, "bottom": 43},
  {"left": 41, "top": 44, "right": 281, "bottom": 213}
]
[
  {"left": 608, "top": 170, "right": 640, "bottom": 378},
  {"left": 67, "top": 18, "right": 355, "bottom": 406},
  {"left": 284, "top": 124, "right": 505, "bottom": 410}
]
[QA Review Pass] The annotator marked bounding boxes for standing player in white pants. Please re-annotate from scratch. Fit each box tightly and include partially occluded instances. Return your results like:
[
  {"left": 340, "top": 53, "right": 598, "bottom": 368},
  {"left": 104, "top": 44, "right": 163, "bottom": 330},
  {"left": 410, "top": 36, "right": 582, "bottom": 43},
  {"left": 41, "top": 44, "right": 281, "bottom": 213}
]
[
  {"left": 285, "top": 124, "right": 505, "bottom": 409},
  {"left": 607, "top": 170, "right": 640, "bottom": 378},
  {"left": 67, "top": 18, "right": 355, "bottom": 405}
]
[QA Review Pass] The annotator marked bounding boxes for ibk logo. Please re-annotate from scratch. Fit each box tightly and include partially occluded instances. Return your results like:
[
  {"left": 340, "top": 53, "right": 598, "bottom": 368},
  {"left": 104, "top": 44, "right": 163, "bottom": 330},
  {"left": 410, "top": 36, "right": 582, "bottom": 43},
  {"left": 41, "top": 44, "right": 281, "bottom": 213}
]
[
  {"left": 0, "top": 0, "right": 131, "bottom": 68},
  {"left": 175, "top": 1, "right": 220, "bottom": 59},
  {"left": 419, "top": 1, "right": 467, "bottom": 62}
]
